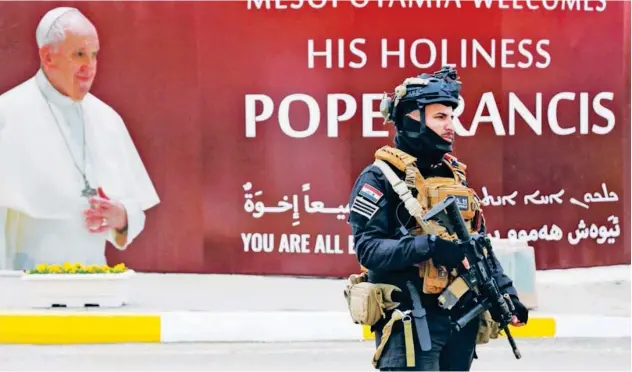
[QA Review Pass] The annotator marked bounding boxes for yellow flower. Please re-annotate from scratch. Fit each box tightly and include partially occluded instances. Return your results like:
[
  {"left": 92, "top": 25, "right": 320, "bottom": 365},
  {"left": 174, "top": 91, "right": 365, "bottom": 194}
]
[
  {"left": 49, "top": 264, "right": 62, "bottom": 273},
  {"left": 111, "top": 263, "right": 127, "bottom": 273},
  {"left": 35, "top": 263, "right": 48, "bottom": 273},
  {"left": 26, "top": 261, "right": 128, "bottom": 275}
]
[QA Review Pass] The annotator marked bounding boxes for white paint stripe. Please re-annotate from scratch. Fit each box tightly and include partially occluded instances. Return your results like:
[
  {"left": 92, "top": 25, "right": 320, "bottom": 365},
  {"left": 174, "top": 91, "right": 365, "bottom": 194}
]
[
  {"left": 554, "top": 315, "right": 631, "bottom": 338},
  {"left": 160, "top": 311, "right": 362, "bottom": 343},
  {"left": 160, "top": 311, "right": 631, "bottom": 342}
]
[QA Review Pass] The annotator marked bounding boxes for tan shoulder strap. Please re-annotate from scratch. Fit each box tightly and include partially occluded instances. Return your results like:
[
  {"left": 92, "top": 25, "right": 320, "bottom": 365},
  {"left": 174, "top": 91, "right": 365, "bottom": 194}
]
[
  {"left": 373, "top": 159, "right": 439, "bottom": 237},
  {"left": 373, "top": 159, "right": 423, "bottom": 219},
  {"left": 375, "top": 146, "right": 417, "bottom": 172}
]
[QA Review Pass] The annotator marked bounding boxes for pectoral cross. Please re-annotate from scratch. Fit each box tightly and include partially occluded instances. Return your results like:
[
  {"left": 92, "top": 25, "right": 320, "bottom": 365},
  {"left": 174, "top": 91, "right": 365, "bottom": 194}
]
[{"left": 81, "top": 177, "right": 97, "bottom": 198}]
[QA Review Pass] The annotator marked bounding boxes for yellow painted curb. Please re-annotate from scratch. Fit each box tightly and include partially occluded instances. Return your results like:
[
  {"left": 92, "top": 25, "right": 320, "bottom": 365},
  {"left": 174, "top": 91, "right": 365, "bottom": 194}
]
[
  {"left": 362, "top": 317, "right": 556, "bottom": 340},
  {"left": 0, "top": 313, "right": 161, "bottom": 344},
  {"left": 500, "top": 317, "right": 555, "bottom": 338}
]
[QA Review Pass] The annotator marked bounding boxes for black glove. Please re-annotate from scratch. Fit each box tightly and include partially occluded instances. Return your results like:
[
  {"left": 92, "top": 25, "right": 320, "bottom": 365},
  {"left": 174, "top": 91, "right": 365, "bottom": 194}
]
[
  {"left": 428, "top": 235, "right": 464, "bottom": 270},
  {"left": 509, "top": 294, "right": 529, "bottom": 324}
]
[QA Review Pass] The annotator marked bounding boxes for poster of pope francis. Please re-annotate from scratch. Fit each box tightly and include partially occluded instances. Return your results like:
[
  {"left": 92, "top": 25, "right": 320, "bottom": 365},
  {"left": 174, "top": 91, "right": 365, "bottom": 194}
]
[{"left": 0, "top": 7, "right": 160, "bottom": 270}]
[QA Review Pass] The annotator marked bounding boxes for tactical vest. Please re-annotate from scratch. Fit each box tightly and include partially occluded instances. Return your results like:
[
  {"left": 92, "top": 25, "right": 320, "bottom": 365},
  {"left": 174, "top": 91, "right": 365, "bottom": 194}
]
[{"left": 362, "top": 146, "right": 484, "bottom": 294}]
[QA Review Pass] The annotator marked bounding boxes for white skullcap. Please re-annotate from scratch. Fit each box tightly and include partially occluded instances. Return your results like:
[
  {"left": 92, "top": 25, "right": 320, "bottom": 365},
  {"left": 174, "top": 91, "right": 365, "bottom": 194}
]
[{"left": 35, "top": 7, "right": 80, "bottom": 47}]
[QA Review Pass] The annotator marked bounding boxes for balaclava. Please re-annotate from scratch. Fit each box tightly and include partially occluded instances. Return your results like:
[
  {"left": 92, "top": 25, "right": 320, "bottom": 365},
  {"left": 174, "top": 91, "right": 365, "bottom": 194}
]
[{"left": 393, "top": 103, "right": 454, "bottom": 169}]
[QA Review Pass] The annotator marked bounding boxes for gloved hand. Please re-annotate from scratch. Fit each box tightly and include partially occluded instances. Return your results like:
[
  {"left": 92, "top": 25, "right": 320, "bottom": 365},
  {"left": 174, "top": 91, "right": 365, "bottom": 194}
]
[
  {"left": 509, "top": 294, "right": 528, "bottom": 326},
  {"left": 428, "top": 235, "right": 464, "bottom": 270},
  {"left": 489, "top": 294, "right": 529, "bottom": 326}
]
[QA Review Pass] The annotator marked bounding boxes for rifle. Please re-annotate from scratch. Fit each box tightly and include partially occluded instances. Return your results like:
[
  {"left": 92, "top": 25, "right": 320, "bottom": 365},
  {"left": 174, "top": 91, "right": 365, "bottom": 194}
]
[{"left": 422, "top": 195, "right": 522, "bottom": 359}]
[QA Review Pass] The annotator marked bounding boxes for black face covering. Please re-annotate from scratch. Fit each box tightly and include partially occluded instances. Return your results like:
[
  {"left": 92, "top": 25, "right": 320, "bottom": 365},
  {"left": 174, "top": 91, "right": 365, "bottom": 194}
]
[{"left": 394, "top": 114, "right": 454, "bottom": 169}]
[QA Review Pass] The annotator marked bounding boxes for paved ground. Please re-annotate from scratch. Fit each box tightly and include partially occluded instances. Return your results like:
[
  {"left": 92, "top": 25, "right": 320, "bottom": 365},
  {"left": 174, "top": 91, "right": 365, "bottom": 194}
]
[
  {"left": 0, "top": 338, "right": 629, "bottom": 371},
  {"left": 1, "top": 265, "right": 629, "bottom": 317}
]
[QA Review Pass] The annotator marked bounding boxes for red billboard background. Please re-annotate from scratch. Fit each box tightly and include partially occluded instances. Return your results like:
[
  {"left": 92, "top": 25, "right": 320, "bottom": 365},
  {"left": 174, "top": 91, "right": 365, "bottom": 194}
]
[{"left": 0, "top": 1, "right": 629, "bottom": 276}]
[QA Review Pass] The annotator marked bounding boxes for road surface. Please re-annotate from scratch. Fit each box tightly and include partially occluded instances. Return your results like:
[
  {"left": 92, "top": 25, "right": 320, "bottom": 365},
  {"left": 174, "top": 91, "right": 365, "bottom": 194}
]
[{"left": 0, "top": 338, "right": 629, "bottom": 371}]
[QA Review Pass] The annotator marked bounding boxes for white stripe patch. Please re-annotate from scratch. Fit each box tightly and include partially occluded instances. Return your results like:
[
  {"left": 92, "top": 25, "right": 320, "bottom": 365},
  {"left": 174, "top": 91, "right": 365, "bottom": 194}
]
[{"left": 351, "top": 195, "right": 380, "bottom": 219}]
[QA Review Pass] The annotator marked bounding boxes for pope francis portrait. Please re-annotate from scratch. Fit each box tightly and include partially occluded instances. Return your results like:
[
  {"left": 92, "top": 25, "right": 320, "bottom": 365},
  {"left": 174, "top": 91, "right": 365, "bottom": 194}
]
[{"left": 0, "top": 7, "right": 160, "bottom": 270}]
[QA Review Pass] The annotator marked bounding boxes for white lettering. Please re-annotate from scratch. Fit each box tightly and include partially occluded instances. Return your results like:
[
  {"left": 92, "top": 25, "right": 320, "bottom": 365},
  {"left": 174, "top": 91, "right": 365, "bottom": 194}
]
[
  {"left": 535, "top": 40, "right": 551, "bottom": 68},
  {"left": 363, "top": 94, "right": 390, "bottom": 137},
  {"left": 440, "top": 39, "right": 457, "bottom": 67},
  {"left": 472, "top": 39, "right": 495, "bottom": 68},
  {"left": 279, "top": 94, "right": 320, "bottom": 138},
  {"left": 278, "top": 233, "right": 311, "bottom": 253},
  {"left": 245, "top": 91, "right": 617, "bottom": 138},
  {"left": 314, "top": 234, "right": 345, "bottom": 254},
  {"left": 348, "top": 235, "right": 356, "bottom": 254},
  {"left": 381, "top": 38, "right": 406, "bottom": 68},
  {"left": 548, "top": 92, "right": 577, "bottom": 135},
  {"left": 241, "top": 233, "right": 274, "bottom": 253},
  {"left": 473, "top": 0, "right": 493, "bottom": 8},
  {"left": 467, "top": 92, "right": 506, "bottom": 136},
  {"left": 410, "top": 39, "right": 437, "bottom": 68},
  {"left": 351, "top": 0, "right": 370, "bottom": 7},
  {"left": 327, "top": 94, "right": 357, "bottom": 137},
  {"left": 349, "top": 39, "right": 368, "bottom": 68},
  {"left": 542, "top": 0, "right": 558, "bottom": 10},
  {"left": 307, "top": 39, "right": 333, "bottom": 69},
  {"left": 378, "top": 38, "right": 551, "bottom": 70},
  {"left": 592, "top": 92, "right": 615, "bottom": 135},
  {"left": 308, "top": 39, "right": 367, "bottom": 69},
  {"left": 247, "top": 0, "right": 269, "bottom": 9},
  {"left": 508, "top": 93, "right": 542, "bottom": 136},
  {"left": 245, "top": 94, "right": 274, "bottom": 138},
  {"left": 501, "top": 39, "right": 515, "bottom": 68},
  {"left": 248, "top": 0, "right": 604, "bottom": 11}
]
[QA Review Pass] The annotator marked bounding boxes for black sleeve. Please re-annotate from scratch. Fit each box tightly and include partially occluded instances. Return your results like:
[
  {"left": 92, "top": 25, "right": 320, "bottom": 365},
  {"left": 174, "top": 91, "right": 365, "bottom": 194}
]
[
  {"left": 347, "top": 166, "right": 434, "bottom": 272},
  {"left": 479, "top": 215, "right": 518, "bottom": 297}
]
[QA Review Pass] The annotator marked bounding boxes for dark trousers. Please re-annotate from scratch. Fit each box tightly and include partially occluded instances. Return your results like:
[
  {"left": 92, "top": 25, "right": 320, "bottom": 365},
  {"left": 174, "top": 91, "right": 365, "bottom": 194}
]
[{"left": 375, "top": 312, "right": 480, "bottom": 371}]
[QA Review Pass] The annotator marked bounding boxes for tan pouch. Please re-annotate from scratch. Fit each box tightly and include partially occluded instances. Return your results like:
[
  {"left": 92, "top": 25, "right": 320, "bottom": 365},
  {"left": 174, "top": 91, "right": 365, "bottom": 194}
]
[
  {"left": 430, "top": 185, "right": 475, "bottom": 220},
  {"left": 476, "top": 310, "right": 501, "bottom": 345},
  {"left": 344, "top": 273, "right": 401, "bottom": 326}
]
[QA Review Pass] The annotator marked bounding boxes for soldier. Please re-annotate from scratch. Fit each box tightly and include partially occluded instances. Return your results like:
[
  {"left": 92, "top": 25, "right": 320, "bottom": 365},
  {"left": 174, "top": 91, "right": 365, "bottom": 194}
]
[{"left": 345, "top": 66, "right": 528, "bottom": 371}]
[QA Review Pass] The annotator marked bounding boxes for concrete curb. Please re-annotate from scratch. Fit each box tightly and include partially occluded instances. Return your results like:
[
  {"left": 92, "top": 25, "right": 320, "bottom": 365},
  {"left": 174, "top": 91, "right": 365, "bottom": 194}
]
[{"left": 0, "top": 311, "right": 628, "bottom": 344}]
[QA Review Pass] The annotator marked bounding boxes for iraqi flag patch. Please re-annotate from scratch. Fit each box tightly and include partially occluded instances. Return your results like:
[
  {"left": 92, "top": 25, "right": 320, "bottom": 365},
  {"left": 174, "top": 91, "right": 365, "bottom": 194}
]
[
  {"left": 358, "top": 183, "right": 383, "bottom": 203},
  {"left": 351, "top": 183, "right": 384, "bottom": 220}
]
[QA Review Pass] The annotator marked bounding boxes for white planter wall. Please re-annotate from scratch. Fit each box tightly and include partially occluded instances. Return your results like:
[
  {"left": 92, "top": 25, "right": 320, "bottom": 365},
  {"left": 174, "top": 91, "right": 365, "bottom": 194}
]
[{"left": 19, "top": 270, "right": 135, "bottom": 308}]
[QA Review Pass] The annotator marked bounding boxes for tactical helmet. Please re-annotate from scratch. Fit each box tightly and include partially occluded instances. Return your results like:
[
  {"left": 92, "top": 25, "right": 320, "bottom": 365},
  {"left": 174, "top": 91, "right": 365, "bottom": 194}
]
[{"left": 379, "top": 66, "right": 462, "bottom": 127}]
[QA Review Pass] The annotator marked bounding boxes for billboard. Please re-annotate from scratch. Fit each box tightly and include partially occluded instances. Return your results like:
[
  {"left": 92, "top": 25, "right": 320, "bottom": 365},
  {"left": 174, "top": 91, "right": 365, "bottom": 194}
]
[{"left": 0, "top": 0, "right": 629, "bottom": 276}]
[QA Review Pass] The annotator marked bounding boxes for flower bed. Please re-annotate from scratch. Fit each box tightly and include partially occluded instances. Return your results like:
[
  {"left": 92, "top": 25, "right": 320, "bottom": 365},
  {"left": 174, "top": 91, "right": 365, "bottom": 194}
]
[
  {"left": 20, "top": 262, "right": 135, "bottom": 308},
  {"left": 25, "top": 262, "right": 129, "bottom": 275}
]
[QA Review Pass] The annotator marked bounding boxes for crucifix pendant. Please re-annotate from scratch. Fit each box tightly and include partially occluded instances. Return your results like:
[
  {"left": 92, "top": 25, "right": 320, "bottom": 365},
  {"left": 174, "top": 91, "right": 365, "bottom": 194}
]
[{"left": 81, "top": 177, "right": 97, "bottom": 198}]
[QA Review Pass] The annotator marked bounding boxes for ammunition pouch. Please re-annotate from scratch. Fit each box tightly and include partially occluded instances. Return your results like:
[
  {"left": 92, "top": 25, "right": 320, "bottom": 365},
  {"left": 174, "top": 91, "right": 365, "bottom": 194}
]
[
  {"left": 476, "top": 310, "right": 501, "bottom": 345},
  {"left": 437, "top": 276, "right": 471, "bottom": 310},
  {"left": 436, "top": 275, "right": 502, "bottom": 345},
  {"left": 343, "top": 272, "right": 401, "bottom": 326}
]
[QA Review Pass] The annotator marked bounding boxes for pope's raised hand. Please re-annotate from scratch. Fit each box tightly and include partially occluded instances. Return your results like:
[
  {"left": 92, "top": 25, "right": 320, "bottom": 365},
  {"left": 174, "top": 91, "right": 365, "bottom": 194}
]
[{"left": 83, "top": 189, "right": 128, "bottom": 233}]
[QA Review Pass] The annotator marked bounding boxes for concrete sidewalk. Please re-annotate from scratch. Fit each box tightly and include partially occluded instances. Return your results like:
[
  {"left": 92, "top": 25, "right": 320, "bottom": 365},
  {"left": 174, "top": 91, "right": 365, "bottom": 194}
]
[{"left": 0, "top": 265, "right": 629, "bottom": 344}]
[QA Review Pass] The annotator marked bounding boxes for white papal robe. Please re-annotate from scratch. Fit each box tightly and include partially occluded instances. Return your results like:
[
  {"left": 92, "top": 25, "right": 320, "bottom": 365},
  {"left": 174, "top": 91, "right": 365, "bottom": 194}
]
[{"left": 0, "top": 69, "right": 160, "bottom": 270}]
